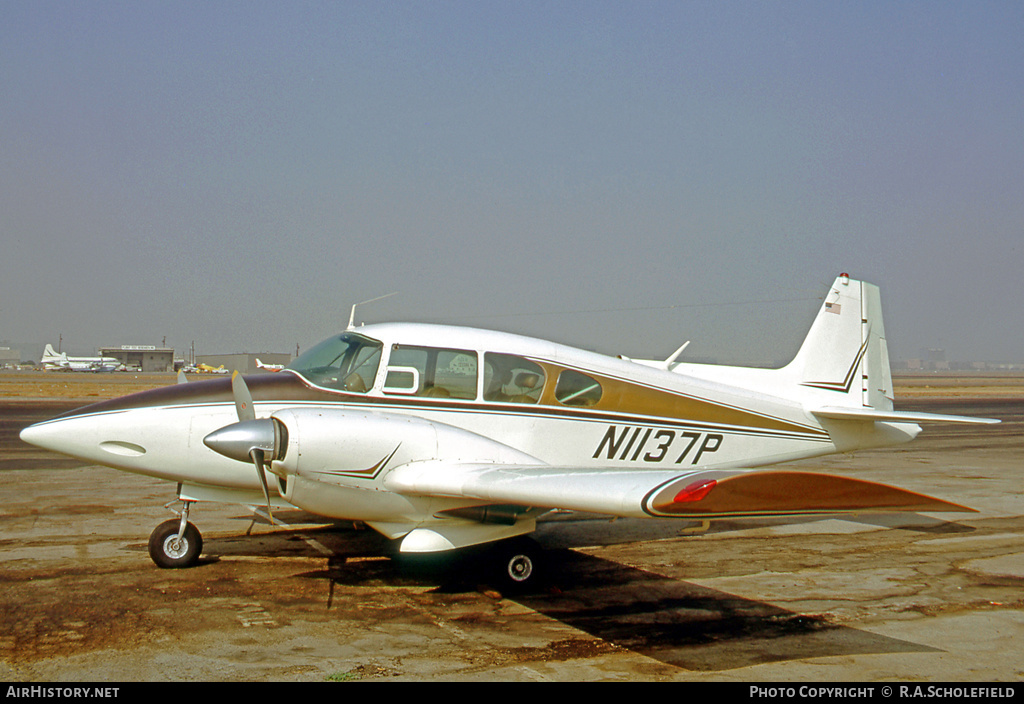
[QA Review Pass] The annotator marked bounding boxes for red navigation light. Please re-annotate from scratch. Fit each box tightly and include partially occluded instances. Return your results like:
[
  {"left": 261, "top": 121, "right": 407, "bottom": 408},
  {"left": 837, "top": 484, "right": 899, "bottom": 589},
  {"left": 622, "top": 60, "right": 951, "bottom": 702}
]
[{"left": 673, "top": 479, "right": 717, "bottom": 503}]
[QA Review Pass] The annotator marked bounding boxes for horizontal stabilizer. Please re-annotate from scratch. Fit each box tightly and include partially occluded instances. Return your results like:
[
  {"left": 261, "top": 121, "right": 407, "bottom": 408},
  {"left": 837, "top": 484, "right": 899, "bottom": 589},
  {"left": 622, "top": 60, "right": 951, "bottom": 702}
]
[{"left": 812, "top": 406, "right": 1000, "bottom": 425}]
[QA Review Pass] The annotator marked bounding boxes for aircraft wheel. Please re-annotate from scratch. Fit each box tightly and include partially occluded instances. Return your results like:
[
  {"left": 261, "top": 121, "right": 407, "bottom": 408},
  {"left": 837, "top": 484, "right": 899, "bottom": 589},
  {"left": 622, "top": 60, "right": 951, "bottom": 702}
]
[
  {"left": 490, "top": 537, "right": 544, "bottom": 593},
  {"left": 148, "top": 519, "right": 203, "bottom": 569}
]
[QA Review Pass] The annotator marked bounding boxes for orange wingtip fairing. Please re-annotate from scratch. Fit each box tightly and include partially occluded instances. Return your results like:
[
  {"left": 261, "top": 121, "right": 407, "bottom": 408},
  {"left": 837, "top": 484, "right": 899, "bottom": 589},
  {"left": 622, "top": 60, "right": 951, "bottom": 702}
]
[{"left": 652, "top": 471, "right": 976, "bottom": 518}]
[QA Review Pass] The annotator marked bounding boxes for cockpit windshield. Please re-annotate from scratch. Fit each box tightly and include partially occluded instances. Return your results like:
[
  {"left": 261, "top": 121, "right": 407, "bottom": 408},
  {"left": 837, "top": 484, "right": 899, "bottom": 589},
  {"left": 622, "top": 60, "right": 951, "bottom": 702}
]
[{"left": 286, "top": 332, "right": 383, "bottom": 393}]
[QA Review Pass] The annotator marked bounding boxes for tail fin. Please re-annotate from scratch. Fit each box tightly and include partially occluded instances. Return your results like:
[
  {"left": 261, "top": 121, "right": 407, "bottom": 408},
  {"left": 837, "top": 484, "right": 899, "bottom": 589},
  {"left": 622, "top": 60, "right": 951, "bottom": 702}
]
[
  {"left": 42, "top": 344, "right": 60, "bottom": 360},
  {"left": 784, "top": 274, "right": 893, "bottom": 411},
  {"left": 648, "top": 273, "right": 997, "bottom": 426},
  {"left": 794, "top": 275, "right": 999, "bottom": 426}
]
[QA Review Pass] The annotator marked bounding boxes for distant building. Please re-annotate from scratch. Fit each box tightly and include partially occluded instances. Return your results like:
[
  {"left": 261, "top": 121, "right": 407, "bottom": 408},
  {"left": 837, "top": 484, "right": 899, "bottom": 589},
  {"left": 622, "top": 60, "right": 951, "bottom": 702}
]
[
  {"left": 100, "top": 346, "right": 175, "bottom": 372},
  {"left": 0, "top": 347, "right": 20, "bottom": 368}
]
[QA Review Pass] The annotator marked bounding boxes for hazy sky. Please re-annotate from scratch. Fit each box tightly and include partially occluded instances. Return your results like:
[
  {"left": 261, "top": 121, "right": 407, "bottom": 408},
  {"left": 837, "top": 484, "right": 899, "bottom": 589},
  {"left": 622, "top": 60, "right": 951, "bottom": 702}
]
[{"left": 2, "top": 1, "right": 1021, "bottom": 364}]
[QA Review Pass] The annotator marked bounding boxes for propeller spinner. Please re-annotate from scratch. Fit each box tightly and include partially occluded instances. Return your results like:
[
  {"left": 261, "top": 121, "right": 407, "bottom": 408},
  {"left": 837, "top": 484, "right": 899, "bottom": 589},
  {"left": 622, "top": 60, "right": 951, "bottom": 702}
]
[{"left": 202, "top": 372, "right": 286, "bottom": 519}]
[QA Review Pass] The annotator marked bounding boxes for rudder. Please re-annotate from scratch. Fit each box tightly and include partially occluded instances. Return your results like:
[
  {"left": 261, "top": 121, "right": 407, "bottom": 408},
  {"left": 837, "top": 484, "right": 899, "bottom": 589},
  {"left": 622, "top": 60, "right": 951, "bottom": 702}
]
[{"left": 785, "top": 274, "right": 893, "bottom": 411}]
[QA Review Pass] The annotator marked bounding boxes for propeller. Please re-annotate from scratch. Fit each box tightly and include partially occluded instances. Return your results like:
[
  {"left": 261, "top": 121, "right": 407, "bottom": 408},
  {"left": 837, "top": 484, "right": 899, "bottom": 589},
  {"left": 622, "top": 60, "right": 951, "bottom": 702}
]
[
  {"left": 203, "top": 372, "right": 286, "bottom": 521},
  {"left": 232, "top": 370, "right": 255, "bottom": 422}
]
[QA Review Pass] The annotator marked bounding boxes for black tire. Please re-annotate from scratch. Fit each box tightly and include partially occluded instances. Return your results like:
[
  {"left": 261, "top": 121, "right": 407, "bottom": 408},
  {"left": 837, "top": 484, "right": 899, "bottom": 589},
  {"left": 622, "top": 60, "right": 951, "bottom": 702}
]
[
  {"left": 148, "top": 519, "right": 203, "bottom": 569},
  {"left": 489, "top": 537, "right": 544, "bottom": 593}
]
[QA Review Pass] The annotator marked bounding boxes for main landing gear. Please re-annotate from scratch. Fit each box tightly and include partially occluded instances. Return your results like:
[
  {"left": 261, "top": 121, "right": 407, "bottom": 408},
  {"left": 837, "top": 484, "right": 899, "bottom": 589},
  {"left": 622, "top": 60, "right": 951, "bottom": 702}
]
[
  {"left": 487, "top": 537, "right": 545, "bottom": 593},
  {"left": 148, "top": 500, "right": 203, "bottom": 569},
  {"left": 143, "top": 501, "right": 546, "bottom": 593},
  {"left": 392, "top": 535, "right": 547, "bottom": 593}
]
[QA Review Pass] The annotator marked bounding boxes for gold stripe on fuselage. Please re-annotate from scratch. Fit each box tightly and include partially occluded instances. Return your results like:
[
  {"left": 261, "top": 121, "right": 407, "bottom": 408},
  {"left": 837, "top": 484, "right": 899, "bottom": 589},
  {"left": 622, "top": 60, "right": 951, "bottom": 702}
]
[{"left": 528, "top": 360, "right": 823, "bottom": 438}]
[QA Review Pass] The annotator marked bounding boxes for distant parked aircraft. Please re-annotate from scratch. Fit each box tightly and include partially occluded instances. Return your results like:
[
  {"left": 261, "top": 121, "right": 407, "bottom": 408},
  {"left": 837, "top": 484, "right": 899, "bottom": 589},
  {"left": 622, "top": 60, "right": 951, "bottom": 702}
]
[
  {"left": 195, "top": 363, "right": 229, "bottom": 374},
  {"left": 41, "top": 344, "right": 122, "bottom": 372}
]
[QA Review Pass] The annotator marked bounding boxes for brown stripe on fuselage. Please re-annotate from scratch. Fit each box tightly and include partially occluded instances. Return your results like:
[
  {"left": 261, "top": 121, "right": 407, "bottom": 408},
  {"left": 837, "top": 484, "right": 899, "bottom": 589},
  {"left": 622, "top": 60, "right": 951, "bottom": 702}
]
[
  {"left": 49, "top": 365, "right": 820, "bottom": 439},
  {"left": 530, "top": 361, "right": 819, "bottom": 437},
  {"left": 47, "top": 373, "right": 325, "bottom": 420}
]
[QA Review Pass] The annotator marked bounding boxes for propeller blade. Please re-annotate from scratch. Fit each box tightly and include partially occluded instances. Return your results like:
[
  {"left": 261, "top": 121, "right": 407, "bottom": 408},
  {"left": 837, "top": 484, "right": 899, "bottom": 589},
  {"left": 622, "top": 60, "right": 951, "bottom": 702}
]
[
  {"left": 231, "top": 371, "right": 256, "bottom": 422},
  {"left": 249, "top": 448, "right": 273, "bottom": 522},
  {"left": 214, "top": 373, "right": 278, "bottom": 521},
  {"left": 203, "top": 418, "right": 285, "bottom": 523}
]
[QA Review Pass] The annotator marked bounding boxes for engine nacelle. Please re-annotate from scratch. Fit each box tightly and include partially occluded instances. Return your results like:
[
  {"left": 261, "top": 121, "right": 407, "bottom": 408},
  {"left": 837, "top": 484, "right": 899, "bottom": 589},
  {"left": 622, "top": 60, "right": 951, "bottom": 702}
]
[
  {"left": 269, "top": 407, "right": 539, "bottom": 488},
  {"left": 263, "top": 407, "right": 541, "bottom": 524}
]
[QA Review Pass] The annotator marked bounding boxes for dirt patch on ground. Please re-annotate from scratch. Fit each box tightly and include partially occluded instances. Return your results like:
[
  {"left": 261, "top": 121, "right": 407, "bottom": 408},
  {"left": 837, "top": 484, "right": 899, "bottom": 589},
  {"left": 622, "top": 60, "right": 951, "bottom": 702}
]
[
  {"left": 0, "top": 371, "right": 181, "bottom": 400},
  {"left": 892, "top": 372, "right": 1024, "bottom": 398}
]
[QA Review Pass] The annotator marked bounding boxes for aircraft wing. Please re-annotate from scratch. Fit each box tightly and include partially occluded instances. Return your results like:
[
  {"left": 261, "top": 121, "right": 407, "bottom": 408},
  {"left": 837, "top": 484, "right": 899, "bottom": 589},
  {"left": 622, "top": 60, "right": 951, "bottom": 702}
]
[{"left": 386, "top": 463, "right": 975, "bottom": 520}]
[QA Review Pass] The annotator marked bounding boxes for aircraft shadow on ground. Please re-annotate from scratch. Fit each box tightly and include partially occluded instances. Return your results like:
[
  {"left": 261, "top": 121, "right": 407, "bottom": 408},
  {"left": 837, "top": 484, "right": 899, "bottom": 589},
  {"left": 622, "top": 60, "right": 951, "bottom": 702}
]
[
  {"left": 514, "top": 550, "right": 939, "bottom": 672},
  {"left": 182, "top": 518, "right": 939, "bottom": 673}
]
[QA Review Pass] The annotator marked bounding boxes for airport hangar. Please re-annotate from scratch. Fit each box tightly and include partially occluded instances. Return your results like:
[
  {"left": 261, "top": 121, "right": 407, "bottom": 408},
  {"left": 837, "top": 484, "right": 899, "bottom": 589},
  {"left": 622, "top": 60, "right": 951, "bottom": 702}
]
[
  {"left": 0, "top": 347, "right": 20, "bottom": 367},
  {"left": 99, "top": 346, "right": 175, "bottom": 372},
  {"left": 99, "top": 347, "right": 291, "bottom": 374},
  {"left": 96, "top": 345, "right": 292, "bottom": 374}
]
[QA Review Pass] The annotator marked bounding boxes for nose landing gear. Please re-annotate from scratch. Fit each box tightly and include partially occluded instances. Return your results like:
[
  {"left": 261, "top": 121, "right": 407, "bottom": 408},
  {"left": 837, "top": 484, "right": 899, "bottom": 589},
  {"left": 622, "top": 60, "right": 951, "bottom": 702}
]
[{"left": 148, "top": 500, "right": 203, "bottom": 568}]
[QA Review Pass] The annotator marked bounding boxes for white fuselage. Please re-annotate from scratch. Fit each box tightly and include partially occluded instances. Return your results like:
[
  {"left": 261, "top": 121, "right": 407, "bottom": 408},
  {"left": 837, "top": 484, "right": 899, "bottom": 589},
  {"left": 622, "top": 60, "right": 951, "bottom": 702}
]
[
  {"left": 20, "top": 275, "right": 997, "bottom": 559},
  {"left": 20, "top": 321, "right": 921, "bottom": 526}
]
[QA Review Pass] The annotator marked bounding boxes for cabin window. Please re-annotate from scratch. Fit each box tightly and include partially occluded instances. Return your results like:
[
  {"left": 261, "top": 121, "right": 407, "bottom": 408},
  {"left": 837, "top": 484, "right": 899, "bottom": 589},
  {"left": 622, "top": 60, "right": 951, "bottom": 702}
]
[
  {"left": 554, "top": 369, "right": 603, "bottom": 407},
  {"left": 382, "top": 367, "right": 419, "bottom": 394},
  {"left": 286, "top": 332, "right": 382, "bottom": 393},
  {"left": 385, "top": 345, "right": 478, "bottom": 399},
  {"left": 483, "top": 353, "right": 545, "bottom": 404}
]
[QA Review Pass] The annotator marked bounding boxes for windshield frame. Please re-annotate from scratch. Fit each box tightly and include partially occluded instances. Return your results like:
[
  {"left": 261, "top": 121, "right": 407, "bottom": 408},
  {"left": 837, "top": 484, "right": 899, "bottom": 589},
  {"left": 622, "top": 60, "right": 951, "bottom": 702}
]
[{"left": 285, "top": 331, "right": 384, "bottom": 393}]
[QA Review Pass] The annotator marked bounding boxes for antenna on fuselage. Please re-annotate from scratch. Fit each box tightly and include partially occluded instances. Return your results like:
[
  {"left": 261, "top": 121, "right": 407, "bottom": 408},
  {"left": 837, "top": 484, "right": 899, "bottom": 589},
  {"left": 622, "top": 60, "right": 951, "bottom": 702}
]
[
  {"left": 347, "top": 292, "right": 399, "bottom": 329},
  {"left": 661, "top": 341, "right": 691, "bottom": 371}
]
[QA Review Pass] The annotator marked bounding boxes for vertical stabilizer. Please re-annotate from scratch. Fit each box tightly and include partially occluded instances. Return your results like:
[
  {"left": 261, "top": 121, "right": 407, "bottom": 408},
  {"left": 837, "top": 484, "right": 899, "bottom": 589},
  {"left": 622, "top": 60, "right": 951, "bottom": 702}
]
[
  {"left": 41, "top": 344, "right": 66, "bottom": 363},
  {"left": 785, "top": 274, "right": 893, "bottom": 411}
]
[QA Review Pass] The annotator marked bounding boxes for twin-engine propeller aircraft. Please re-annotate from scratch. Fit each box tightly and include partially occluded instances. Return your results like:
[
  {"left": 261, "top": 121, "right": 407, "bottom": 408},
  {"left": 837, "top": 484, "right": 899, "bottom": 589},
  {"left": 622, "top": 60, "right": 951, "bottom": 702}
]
[{"left": 20, "top": 275, "right": 998, "bottom": 590}]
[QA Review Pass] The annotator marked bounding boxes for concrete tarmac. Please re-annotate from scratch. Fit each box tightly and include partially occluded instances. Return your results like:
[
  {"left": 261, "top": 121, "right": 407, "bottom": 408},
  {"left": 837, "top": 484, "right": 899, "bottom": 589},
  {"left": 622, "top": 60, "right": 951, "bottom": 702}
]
[{"left": 1, "top": 373, "right": 1021, "bottom": 682}]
